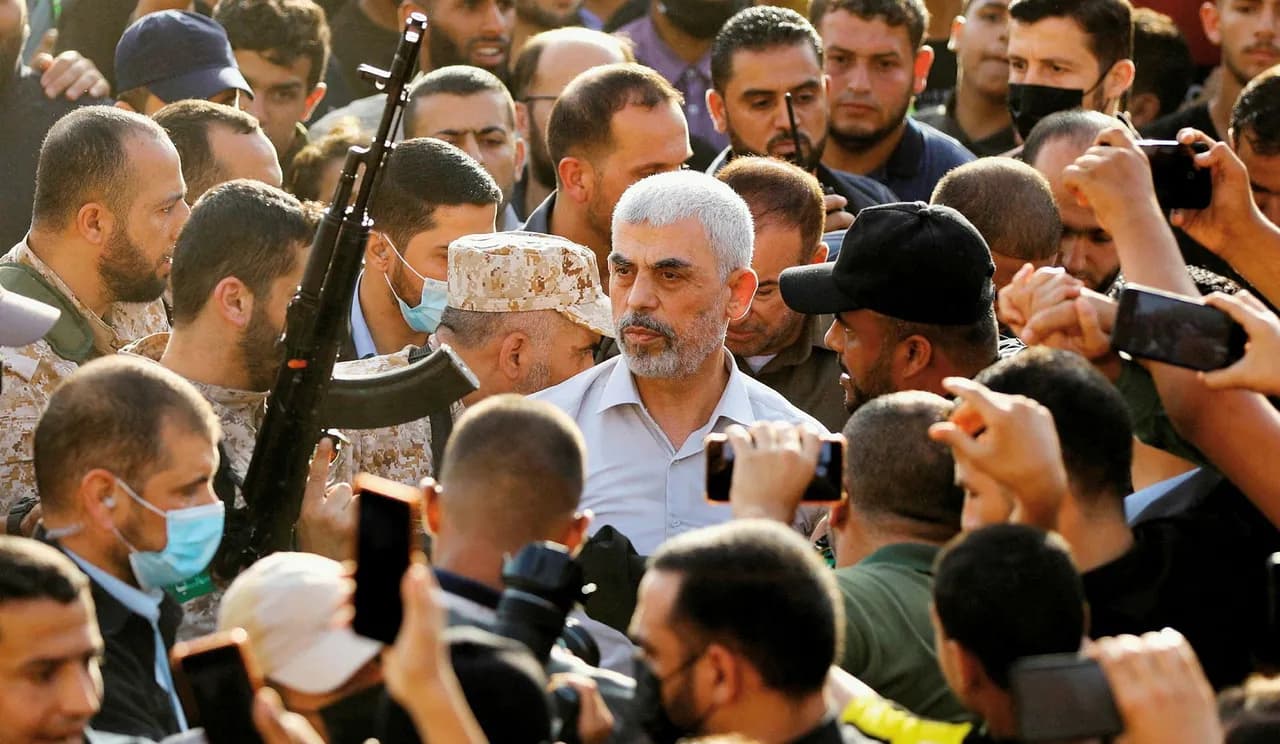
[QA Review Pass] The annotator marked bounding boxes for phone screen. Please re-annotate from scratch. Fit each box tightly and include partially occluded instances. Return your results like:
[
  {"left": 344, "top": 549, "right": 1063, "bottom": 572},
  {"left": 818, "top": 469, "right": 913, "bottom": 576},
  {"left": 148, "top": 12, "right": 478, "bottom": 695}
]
[
  {"left": 352, "top": 475, "right": 418, "bottom": 644},
  {"left": 705, "top": 435, "right": 845, "bottom": 504},
  {"left": 179, "top": 642, "right": 263, "bottom": 744},
  {"left": 1111, "top": 287, "right": 1246, "bottom": 371},
  {"left": 1137, "top": 139, "right": 1212, "bottom": 210},
  {"left": 1011, "top": 656, "right": 1122, "bottom": 741}
]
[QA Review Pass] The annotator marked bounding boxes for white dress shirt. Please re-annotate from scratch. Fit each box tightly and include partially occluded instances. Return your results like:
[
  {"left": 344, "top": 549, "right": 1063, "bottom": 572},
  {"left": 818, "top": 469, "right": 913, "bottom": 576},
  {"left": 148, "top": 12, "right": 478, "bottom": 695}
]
[{"left": 534, "top": 350, "right": 827, "bottom": 557}]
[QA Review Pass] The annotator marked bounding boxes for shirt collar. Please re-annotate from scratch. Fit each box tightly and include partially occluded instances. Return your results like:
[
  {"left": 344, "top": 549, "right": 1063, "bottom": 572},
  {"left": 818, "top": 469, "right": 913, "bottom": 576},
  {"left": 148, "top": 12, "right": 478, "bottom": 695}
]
[
  {"left": 350, "top": 270, "right": 378, "bottom": 359},
  {"left": 858, "top": 542, "right": 941, "bottom": 573},
  {"left": 595, "top": 350, "right": 758, "bottom": 429},
  {"left": 434, "top": 568, "right": 503, "bottom": 610},
  {"left": 63, "top": 548, "right": 163, "bottom": 624}
]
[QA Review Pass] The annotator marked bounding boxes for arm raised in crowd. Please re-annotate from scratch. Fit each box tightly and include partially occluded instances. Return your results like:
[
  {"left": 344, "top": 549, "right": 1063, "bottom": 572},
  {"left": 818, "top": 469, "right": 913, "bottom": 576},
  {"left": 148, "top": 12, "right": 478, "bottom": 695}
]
[
  {"left": 1170, "top": 130, "right": 1280, "bottom": 305},
  {"left": 927, "top": 378, "right": 1070, "bottom": 532},
  {"left": 1062, "top": 127, "right": 1280, "bottom": 528}
]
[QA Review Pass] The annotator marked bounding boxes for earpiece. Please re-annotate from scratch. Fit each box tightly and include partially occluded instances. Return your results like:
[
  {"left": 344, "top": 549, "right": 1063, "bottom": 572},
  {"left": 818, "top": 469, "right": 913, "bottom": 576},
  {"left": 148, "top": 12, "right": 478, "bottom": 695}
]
[{"left": 103, "top": 496, "right": 116, "bottom": 509}]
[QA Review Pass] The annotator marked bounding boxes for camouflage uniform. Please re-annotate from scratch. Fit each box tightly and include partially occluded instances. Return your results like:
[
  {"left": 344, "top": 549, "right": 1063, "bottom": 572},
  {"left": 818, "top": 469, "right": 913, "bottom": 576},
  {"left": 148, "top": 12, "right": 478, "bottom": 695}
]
[
  {"left": 122, "top": 334, "right": 440, "bottom": 639},
  {"left": 0, "top": 240, "right": 169, "bottom": 516}
]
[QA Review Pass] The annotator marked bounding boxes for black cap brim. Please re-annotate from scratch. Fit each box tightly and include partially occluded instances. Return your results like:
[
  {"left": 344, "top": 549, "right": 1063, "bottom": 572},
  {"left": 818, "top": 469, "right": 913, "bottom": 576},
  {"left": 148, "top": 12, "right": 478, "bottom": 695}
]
[
  {"left": 779, "top": 261, "right": 860, "bottom": 315},
  {"left": 149, "top": 65, "right": 253, "bottom": 103}
]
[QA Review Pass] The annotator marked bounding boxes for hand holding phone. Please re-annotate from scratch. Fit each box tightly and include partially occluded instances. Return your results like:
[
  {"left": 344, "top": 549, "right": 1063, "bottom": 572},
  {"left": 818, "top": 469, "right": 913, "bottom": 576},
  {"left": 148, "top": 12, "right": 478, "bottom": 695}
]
[
  {"left": 170, "top": 629, "right": 265, "bottom": 744},
  {"left": 1111, "top": 286, "right": 1247, "bottom": 372},
  {"left": 351, "top": 473, "right": 423, "bottom": 644},
  {"left": 1200, "top": 291, "right": 1280, "bottom": 396},
  {"left": 1136, "top": 139, "right": 1212, "bottom": 211},
  {"left": 1010, "top": 654, "right": 1122, "bottom": 741},
  {"left": 706, "top": 424, "right": 845, "bottom": 522}
]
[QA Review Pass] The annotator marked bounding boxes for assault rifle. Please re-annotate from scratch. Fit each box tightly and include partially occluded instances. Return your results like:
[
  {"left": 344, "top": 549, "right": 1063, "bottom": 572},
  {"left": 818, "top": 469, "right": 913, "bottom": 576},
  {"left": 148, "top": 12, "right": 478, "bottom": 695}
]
[{"left": 232, "top": 13, "right": 476, "bottom": 569}]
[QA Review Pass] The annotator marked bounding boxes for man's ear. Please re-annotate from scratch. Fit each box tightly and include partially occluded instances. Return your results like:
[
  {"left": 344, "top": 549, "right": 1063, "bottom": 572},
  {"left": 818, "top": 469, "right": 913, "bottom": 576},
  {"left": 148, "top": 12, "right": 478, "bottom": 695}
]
[
  {"left": 912, "top": 45, "right": 935, "bottom": 95},
  {"left": 424, "top": 481, "right": 443, "bottom": 536},
  {"left": 302, "top": 82, "right": 328, "bottom": 122},
  {"left": 1200, "top": 0, "right": 1222, "bottom": 45},
  {"left": 829, "top": 498, "right": 850, "bottom": 530},
  {"left": 212, "top": 276, "right": 255, "bottom": 329},
  {"left": 703, "top": 642, "right": 745, "bottom": 708},
  {"left": 726, "top": 267, "right": 760, "bottom": 321},
  {"left": 76, "top": 202, "right": 114, "bottom": 246},
  {"left": 558, "top": 156, "right": 592, "bottom": 205},
  {"left": 515, "top": 102, "right": 530, "bottom": 140},
  {"left": 707, "top": 88, "right": 729, "bottom": 135},
  {"left": 79, "top": 468, "right": 121, "bottom": 531},
  {"left": 497, "top": 330, "right": 530, "bottom": 383},
  {"left": 893, "top": 333, "right": 933, "bottom": 383},
  {"left": 561, "top": 511, "right": 592, "bottom": 553},
  {"left": 948, "top": 14, "right": 965, "bottom": 51},
  {"left": 365, "top": 231, "right": 395, "bottom": 274},
  {"left": 513, "top": 133, "right": 528, "bottom": 179},
  {"left": 1102, "top": 59, "right": 1136, "bottom": 106},
  {"left": 1126, "top": 92, "right": 1163, "bottom": 129},
  {"left": 809, "top": 242, "right": 829, "bottom": 265},
  {"left": 113, "top": 100, "right": 136, "bottom": 112}
]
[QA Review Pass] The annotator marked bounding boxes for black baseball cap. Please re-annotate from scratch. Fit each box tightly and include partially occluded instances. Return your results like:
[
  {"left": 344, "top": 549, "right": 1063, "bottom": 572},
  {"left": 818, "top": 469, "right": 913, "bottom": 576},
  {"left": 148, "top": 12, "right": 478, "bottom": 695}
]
[
  {"left": 114, "top": 11, "right": 252, "bottom": 104},
  {"left": 779, "top": 202, "right": 995, "bottom": 325}
]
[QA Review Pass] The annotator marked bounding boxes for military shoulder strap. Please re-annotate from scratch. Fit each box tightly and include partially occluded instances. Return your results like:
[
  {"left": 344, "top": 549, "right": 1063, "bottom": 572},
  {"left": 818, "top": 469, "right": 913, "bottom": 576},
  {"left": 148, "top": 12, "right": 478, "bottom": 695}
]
[
  {"left": 429, "top": 408, "right": 453, "bottom": 478},
  {"left": 0, "top": 264, "right": 94, "bottom": 363}
]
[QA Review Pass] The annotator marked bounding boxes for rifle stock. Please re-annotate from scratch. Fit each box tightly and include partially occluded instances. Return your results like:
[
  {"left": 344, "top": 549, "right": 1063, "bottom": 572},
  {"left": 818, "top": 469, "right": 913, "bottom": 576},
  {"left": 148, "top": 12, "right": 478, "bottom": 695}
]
[{"left": 235, "top": 13, "right": 430, "bottom": 568}]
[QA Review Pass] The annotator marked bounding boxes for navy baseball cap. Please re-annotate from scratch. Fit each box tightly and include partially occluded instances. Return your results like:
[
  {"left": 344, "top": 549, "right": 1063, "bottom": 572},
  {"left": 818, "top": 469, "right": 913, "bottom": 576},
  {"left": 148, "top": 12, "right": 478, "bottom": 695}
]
[
  {"left": 779, "top": 202, "right": 995, "bottom": 325},
  {"left": 114, "top": 11, "right": 252, "bottom": 104}
]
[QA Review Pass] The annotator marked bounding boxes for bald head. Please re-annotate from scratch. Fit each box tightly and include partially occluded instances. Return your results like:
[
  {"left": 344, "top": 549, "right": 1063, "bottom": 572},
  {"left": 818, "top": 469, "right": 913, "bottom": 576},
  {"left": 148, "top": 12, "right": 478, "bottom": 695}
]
[{"left": 436, "top": 395, "right": 585, "bottom": 550}]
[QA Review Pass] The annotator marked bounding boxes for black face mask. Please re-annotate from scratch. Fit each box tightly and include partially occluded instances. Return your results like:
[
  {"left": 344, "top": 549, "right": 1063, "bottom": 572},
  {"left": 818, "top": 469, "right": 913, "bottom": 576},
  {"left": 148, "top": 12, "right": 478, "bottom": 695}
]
[
  {"left": 658, "top": 0, "right": 744, "bottom": 39},
  {"left": 318, "top": 684, "right": 385, "bottom": 744},
  {"left": 1007, "top": 83, "right": 1085, "bottom": 141},
  {"left": 633, "top": 655, "right": 709, "bottom": 744}
]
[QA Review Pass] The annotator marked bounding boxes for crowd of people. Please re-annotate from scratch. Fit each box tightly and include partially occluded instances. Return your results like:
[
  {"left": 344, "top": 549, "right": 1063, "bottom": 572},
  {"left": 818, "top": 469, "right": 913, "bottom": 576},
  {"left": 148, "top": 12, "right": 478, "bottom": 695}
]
[{"left": 2, "top": 0, "right": 1280, "bottom": 741}]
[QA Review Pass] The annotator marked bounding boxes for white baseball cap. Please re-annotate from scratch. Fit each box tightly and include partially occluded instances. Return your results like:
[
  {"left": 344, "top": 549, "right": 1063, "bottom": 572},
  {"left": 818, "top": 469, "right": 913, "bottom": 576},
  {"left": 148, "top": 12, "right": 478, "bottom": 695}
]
[
  {"left": 218, "top": 552, "right": 382, "bottom": 695},
  {"left": 0, "top": 287, "right": 60, "bottom": 347}
]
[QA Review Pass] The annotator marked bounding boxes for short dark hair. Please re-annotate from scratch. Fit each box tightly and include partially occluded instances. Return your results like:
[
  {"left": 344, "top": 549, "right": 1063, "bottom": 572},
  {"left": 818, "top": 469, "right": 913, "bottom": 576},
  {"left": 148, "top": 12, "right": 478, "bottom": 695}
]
[
  {"left": 153, "top": 99, "right": 264, "bottom": 202},
  {"left": 1022, "top": 108, "right": 1115, "bottom": 167},
  {"left": 711, "top": 6, "right": 825, "bottom": 93},
  {"left": 976, "top": 347, "right": 1134, "bottom": 505},
  {"left": 1130, "top": 8, "right": 1194, "bottom": 118},
  {"left": 931, "top": 158, "right": 1061, "bottom": 262},
  {"left": 843, "top": 391, "right": 962, "bottom": 534},
  {"left": 1231, "top": 67, "right": 1280, "bottom": 157},
  {"left": 933, "top": 525, "right": 1086, "bottom": 689},
  {"left": 32, "top": 106, "right": 170, "bottom": 231},
  {"left": 286, "top": 121, "right": 364, "bottom": 201},
  {"left": 810, "top": 0, "right": 929, "bottom": 50},
  {"left": 368, "top": 138, "right": 502, "bottom": 250},
  {"left": 170, "top": 180, "right": 317, "bottom": 326},
  {"left": 439, "top": 395, "right": 585, "bottom": 549},
  {"left": 717, "top": 157, "right": 825, "bottom": 261},
  {"left": 1009, "top": 0, "right": 1133, "bottom": 78},
  {"left": 0, "top": 537, "right": 90, "bottom": 607},
  {"left": 651, "top": 520, "right": 841, "bottom": 697},
  {"left": 882, "top": 304, "right": 999, "bottom": 377},
  {"left": 510, "top": 27, "right": 636, "bottom": 100},
  {"left": 35, "top": 356, "right": 221, "bottom": 512},
  {"left": 437, "top": 307, "right": 558, "bottom": 349},
  {"left": 214, "top": 0, "right": 331, "bottom": 90},
  {"left": 546, "top": 63, "right": 683, "bottom": 169},
  {"left": 405, "top": 65, "right": 515, "bottom": 138}
]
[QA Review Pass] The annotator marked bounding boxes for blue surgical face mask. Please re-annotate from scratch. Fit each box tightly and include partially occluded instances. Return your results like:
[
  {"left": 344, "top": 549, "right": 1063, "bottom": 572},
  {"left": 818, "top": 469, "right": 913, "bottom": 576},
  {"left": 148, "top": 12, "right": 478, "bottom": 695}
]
[
  {"left": 112, "top": 478, "right": 225, "bottom": 591},
  {"left": 382, "top": 232, "right": 448, "bottom": 334}
]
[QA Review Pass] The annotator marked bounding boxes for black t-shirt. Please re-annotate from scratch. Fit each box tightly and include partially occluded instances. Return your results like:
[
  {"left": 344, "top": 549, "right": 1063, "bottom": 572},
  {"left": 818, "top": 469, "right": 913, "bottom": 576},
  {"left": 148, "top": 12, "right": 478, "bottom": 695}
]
[
  {"left": 1082, "top": 476, "right": 1277, "bottom": 689},
  {"left": 1141, "top": 101, "right": 1220, "bottom": 141},
  {"left": 330, "top": 2, "right": 400, "bottom": 101}
]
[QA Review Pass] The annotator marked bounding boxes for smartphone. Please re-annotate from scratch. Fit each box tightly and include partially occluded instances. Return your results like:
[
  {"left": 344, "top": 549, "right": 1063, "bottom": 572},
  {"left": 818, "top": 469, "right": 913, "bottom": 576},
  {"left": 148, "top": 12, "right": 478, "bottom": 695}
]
[
  {"left": 170, "top": 629, "right": 264, "bottom": 744},
  {"left": 1010, "top": 654, "right": 1123, "bottom": 741},
  {"left": 704, "top": 433, "right": 846, "bottom": 504},
  {"left": 1111, "top": 286, "right": 1247, "bottom": 371},
  {"left": 1136, "top": 139, "right": 1212, "bottom": 210},
  {"left": 352, "top": 473, "right": 422, "bottom": 644}
]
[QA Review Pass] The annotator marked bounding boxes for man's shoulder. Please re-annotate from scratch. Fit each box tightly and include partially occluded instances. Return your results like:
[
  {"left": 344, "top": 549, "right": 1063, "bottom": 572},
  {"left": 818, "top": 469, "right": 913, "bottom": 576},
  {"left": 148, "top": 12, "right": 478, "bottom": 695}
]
[
  {"left": 1142, "top": 102, "right": 1216, "bottom": 140},
  {"left": 737, "top": 370, "right": 828, "bottom": 432},
  {"left": 0, "top": 68, "right": 101, "bottom": 130},
  {"left": 826, "top": 167, "right": 899, "bottom": 210},
  {"left": 912, "top": 103, "right": 951, "bottom": 131},
  {"left": 531, "top": 356, "right": 620, "bottom": 412},
  {"left": 911, "top": 118, "right": 976, "bottom": 167}
]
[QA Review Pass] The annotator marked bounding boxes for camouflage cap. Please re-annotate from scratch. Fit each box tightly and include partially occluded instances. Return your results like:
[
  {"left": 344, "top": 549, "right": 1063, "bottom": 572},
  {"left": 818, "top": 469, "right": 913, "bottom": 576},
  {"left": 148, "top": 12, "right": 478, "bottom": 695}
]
[{"left": 447, "top": 231, "right": 614, "bottom": 337}]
